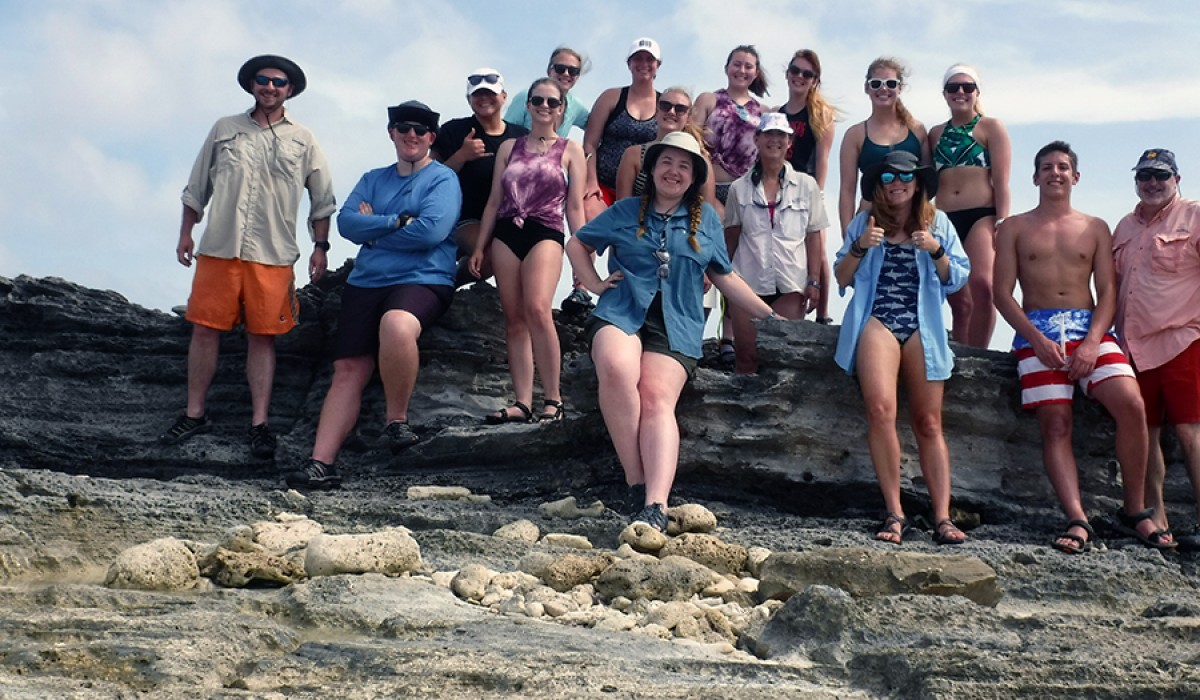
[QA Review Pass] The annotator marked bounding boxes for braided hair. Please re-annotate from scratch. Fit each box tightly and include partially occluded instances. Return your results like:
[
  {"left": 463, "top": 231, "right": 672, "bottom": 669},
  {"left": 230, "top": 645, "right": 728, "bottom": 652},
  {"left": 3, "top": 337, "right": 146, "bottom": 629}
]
[{"left": 636, "top": 185, "right": 703, "bottom": 253}]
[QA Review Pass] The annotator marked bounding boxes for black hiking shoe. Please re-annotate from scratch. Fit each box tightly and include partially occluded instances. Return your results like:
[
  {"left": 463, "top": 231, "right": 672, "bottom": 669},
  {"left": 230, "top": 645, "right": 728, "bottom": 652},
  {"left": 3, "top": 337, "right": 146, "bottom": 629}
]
[
  {"left": 158, "top": 414, "right": 212, "bottom": 444},
  {"left": 248, "top": 423, "right": 277, "bottom": 460},
  {"left": 632, "top": 503, "right": 669, "bottom": 533},
  {"left": 282, "top": 459, "right": 342, "bottom": 490},
  {"left": 380, "top": 421, "right": 420, "bottom": 453}
]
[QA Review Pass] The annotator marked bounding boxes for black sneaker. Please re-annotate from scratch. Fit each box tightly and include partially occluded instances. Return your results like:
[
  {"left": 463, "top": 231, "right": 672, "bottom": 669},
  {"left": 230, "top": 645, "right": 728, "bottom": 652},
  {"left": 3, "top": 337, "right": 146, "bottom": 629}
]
[
  {"left": 282, "top": 459, "right": 342, "bottom": 490},
  {"left": 560, "top": 288, "right": 595, "bottom": 315},
  {"left": 248, "top": 423, "right": 277, "bottom": 460},
  {"left": 632, "top": 503, "right": 669, "bottom": 533},
  {"left": 158, "top": 414, "right": 212, "bottom": 444},
  {"left": 380, "top": 421, "right": 420, "bottom": 453}
]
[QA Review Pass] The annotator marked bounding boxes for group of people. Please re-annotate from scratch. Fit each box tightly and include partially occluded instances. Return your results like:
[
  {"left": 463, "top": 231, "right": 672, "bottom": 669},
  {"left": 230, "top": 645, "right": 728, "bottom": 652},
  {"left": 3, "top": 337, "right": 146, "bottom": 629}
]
[{"left": 157, "top": 49, "right": 1200, "bottom": 550}]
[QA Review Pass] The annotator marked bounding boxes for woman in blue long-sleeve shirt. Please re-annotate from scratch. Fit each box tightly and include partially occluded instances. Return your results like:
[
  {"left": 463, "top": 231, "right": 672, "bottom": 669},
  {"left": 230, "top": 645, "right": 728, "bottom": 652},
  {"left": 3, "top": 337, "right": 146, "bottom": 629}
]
[{"left": 284, "top": 101, "right": 462, "bottom": 489}]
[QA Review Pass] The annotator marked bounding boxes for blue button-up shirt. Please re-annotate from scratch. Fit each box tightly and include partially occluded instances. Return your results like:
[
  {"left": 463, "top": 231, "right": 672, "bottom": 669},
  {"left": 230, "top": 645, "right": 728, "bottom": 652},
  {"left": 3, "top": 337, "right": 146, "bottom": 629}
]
[{"left": 577, "top": 197, "right": 733, "bottom": 359}]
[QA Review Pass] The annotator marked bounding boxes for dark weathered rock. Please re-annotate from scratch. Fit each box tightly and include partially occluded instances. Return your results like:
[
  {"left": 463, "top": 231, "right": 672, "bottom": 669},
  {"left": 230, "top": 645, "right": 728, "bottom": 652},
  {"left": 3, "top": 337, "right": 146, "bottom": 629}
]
[{"left": 3, "top": 270, "right": 1187, "bottom": 522}]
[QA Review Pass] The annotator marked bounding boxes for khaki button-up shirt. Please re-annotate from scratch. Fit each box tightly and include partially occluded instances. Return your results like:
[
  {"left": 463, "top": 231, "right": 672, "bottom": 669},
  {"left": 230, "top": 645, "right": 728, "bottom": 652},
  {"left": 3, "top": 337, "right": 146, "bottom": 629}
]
[
  {"left": 1113, "top": 196, "right": 1200, "bottom": 370},
  {"left": 182, "top": 109, "right": 336, "bottom": 266}
]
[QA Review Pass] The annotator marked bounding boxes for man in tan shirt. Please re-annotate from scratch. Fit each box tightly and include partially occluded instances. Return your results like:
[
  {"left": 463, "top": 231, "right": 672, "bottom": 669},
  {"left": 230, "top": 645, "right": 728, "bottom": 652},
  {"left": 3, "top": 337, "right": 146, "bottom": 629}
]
[
  {"left": 994, "top": 140, "right": 1173, "bottom": 553},
  {"left": 1113, "top": 148, "right": 1200, "bottom": 549},
  {"left": 159, "top": 55, "right": 336, "bottom": 460}
]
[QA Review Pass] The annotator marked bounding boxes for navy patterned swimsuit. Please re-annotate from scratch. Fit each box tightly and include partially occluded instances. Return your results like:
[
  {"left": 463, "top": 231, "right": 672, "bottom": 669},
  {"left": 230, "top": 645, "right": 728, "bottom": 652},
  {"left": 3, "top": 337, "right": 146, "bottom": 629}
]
[{"left": 871, "top": 242, "right": 920, "bottom": 343}]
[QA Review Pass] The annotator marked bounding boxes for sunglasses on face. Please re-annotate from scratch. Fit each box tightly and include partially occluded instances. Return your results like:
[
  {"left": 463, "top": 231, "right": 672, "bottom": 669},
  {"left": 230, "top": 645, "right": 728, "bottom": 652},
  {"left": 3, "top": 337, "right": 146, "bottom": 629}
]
[
  {"left": 392, "top": 122, "right": 431, "bottom": 136},
  {"left": 657, "top": 100, "right": 690, "bottom": 115},
  {"left": 551, "top": 63, "right": 581, "bottom": 77},
  {"left": 787, "top": 65, "right": 817, "bottom": 80},
  {"left": 654, "top": 247, "right": 671, "bottom": 279},
  {"left": 944, "top": 82, "right": 978, "bottom": 94},
  {"left": 880, "top": 171, "right": 915, "bottom": 185},
  {"left": 1136, "top": 170, "right": 1173, "bottom": 182},
  {"left": 467, "top": 73, "right": 501, "bottom": 86},
  {"left": 254, "top": 74, "right": 289, "bottom": 88},
  {"left": 528, "top": 95, "right": 563, "bottom": 108},
  {"left": 867, "top": 78, "right": 901, "bottom": 90}
]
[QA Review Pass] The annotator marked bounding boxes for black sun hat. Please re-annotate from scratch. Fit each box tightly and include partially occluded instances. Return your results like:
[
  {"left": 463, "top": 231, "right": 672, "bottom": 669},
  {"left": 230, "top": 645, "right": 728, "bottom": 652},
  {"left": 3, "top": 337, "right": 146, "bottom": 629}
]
[
  {"left": 861, "top": 150, "right": 937, "bottom": 201},
  {"left": 237, "top": 55, "right": 306, "bottom": 98}
]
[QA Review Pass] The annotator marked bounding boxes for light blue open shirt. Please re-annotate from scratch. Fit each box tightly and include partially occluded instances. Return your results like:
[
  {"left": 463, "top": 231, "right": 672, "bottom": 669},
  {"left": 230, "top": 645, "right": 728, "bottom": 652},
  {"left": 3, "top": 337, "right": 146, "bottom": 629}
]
[{"left": 834, "top": 210, "right": 969, "bottom": 380}]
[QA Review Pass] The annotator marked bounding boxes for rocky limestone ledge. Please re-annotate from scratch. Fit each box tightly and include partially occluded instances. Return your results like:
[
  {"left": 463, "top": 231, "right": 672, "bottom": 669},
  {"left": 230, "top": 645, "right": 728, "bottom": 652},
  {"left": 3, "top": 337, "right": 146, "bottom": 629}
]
[{"left": 0, "top": 271, "right": 1193, "bottom": 525}]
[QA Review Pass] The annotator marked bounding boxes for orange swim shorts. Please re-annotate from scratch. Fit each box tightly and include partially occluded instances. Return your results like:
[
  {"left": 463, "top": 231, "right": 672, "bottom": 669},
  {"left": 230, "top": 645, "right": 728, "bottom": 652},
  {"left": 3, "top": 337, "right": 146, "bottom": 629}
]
[{"left": 185, "top": 255, "right": 297, "bottom": 334}]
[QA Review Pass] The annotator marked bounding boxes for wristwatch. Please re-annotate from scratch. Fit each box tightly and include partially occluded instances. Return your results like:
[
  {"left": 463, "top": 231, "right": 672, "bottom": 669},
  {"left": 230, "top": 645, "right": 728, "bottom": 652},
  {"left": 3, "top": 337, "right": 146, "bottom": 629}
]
[{"left": 313, "top": 240, "right": 330, "bottom": 252}]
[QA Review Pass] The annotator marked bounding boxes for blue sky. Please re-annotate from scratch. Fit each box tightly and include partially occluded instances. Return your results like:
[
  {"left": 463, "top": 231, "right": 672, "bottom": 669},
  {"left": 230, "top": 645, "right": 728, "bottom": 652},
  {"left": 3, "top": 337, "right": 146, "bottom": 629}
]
[{"left": 1, "top": 0, "right": 1196, "bottom": 349}]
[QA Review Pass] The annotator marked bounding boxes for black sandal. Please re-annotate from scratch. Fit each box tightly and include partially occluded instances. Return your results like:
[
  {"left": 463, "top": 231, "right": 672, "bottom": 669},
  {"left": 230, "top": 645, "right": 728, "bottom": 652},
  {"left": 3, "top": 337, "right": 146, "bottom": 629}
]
[
  {"left": 1053, "top": 519, "right": 1094, "bottom": 554},
  {"left": 538, "top": 399, "right": 564, "bottom": 422},
  {"left": 875, "top": 513, "right": 908, "bottom": 545},
  {"left": 485, "top": 401, "right": 533, "bottom": 424},
  {"left": 1115, "top": 508, "right": 1177, "bottom": 550},
  {"left": 933, "top": 518, "right": 967, "bottom": 546}
]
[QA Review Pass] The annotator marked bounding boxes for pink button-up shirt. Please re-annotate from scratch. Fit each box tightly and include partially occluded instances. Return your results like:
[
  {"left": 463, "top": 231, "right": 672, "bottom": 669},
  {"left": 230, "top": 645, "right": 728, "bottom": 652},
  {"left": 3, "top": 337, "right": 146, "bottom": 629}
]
[{"left": 1112, "top": 196, "right": 1200, "bottom": 370}]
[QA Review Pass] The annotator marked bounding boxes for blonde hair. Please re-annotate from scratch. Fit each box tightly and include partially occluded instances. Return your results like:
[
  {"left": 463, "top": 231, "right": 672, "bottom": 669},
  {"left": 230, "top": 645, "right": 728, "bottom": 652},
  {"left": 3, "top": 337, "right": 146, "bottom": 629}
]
[
  {"left": 789, "top": 49, "right": 838, "bottom": 140},
  {"left": 866, "top": 57, "right": 916, "bottom": 130}
]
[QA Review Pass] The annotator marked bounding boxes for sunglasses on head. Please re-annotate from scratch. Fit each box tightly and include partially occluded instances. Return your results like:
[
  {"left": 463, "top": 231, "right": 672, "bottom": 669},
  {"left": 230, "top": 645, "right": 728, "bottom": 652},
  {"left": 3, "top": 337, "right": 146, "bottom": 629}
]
[
  {"left": 787, "top": 65, "right": 817, "bottom": 80},
  {"left": 551, "top": 63, "right": 581, "bottom": 77},
  {"left": 254, "top": 74, "right": 289, "bottom": 88},
  {"left": 528, "top": 95, "right": 562, "bottom": 108},
  {"left": 1136, "top": 170, "right": 1173, "bottom": 182},
  {"left": 467, "top": 73, "right": 501, "bottom": 86},
  {"left": 657, "top": 100, "right": 690, "bottom": 115},
  {"left": 880, "top": 171, "right": 915, "bottom": 185},
  {"left": 867, "top": 78, "right": 901, "bottom": 90},
  {"left": 392, "top": 122, "right": 431, "bottom": 136},
  {"left": 944, "top": 82, "right": 978, "bottom": 94}
]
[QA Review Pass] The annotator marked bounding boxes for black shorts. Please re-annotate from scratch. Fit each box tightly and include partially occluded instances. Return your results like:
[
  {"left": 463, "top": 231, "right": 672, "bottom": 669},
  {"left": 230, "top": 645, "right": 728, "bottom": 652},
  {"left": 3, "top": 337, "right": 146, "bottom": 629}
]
[
  {"left": 332, "top": 282, "right": 454, "bottom": 359},
  {"left": 585, "top": 294, "right": 698, "bottom": 376},
  {"left": 493, "top": 217, "right": 565, "bottom": 261}
]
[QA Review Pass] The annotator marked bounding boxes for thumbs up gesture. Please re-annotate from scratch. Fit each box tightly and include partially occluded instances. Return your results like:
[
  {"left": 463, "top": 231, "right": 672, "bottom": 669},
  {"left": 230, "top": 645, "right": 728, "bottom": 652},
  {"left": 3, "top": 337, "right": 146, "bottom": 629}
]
[{"left": 858, "top": 215, "right": 884, "bottom": 249}]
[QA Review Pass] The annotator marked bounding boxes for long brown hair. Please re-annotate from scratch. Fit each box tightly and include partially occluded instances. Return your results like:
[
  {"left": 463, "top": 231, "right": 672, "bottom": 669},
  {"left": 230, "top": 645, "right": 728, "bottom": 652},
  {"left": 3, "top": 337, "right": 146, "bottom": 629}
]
[
  {"left": 789, "top": 49, "right": 837, "bottom": 140},
  {"left": 866, "top": 57, "right": 916, "bottom": 130},
  {"left": 870, "top": 176, "right": 936, "bottom": 235},
  {"left": 727, "top": 45, "right": 769, "bottom": 98}
]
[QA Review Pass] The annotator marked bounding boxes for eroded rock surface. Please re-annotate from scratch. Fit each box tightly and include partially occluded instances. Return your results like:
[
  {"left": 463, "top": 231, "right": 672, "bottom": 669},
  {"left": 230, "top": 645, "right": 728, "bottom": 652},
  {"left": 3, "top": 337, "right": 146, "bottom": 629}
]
[{"left": 3, "top": 273, "right": 1200, "bottom": 698}]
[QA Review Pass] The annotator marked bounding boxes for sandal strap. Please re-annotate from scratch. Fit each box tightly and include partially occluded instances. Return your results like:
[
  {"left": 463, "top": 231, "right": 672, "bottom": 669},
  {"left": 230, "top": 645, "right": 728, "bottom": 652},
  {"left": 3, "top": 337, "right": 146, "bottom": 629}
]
[
  {"left": 1116, "top": 507, "right": 1154, "bottom": 528},
  {"left": 1065, "top": 518, "right": 1095, "bottom": 540},
  {"left": 511, "top": 401, "right": 532, "bottom": 419}
]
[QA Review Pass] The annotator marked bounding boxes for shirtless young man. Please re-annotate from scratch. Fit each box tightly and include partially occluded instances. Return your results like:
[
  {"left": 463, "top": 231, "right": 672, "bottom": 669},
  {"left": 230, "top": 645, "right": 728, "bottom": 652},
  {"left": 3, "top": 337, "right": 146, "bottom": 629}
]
[{"left": 993, "top": 140, "right": 1174, "bottom": 554}]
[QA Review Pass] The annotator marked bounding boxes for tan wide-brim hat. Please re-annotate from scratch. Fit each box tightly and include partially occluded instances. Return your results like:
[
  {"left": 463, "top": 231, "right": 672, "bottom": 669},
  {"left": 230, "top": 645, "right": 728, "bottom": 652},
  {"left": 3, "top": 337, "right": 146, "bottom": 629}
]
[{"left": 642, "top": 131, "right": 709, "bottom": 188}]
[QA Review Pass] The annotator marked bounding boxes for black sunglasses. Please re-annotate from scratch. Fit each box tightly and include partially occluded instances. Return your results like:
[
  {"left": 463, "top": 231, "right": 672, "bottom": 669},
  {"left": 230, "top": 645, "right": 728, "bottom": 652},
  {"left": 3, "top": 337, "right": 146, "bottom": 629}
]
[
  {"left": 528, "top": 95, "right": 563, "bottom": 108},
  {"left": 944, "top": 82, "right": 978, "bottom": 94},
  {"left": 551, "top": 63, "right": 581, "bottom": 77},
  {"left": 254, "top": 74, "right": 289, "bottom": 88},
  {"left": 787, "top": 65, "right": 817, "bottom": 80},
  {"left": 657, "top": 100, "right": 690, "bottom": 115},
  {"left": 392, "top": 122, "right": 431, "bottom": 136},
  {"left": 1136, "top": 170, "right": 1173, "bottom": 182},
  {"left": 467, "top": 73, "right": 501, "bottom": 86}
]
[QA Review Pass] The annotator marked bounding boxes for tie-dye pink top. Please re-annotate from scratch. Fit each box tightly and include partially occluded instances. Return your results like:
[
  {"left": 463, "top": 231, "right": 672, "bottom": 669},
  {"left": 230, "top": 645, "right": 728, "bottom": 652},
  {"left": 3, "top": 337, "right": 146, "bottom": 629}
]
[
  {"left": 496, "top": 136, "right": 569, "bottom": 233},
  {"left": 703, "top": 89, "right": 762, "bottom": 179}
]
